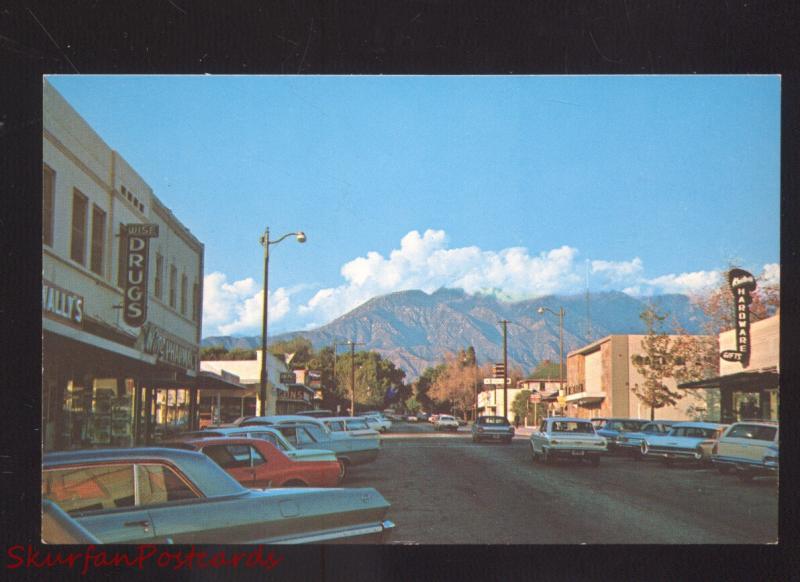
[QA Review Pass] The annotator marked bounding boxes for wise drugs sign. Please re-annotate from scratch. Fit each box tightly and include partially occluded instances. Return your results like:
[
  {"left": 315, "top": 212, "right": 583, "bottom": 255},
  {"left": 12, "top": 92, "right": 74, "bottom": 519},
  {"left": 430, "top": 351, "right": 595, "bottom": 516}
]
[
  {"left": 122, "top": 223, "right": 159, "bottom": 327},
  {"left": 719, "top": 268, "right": 756, "bottom": 368}
]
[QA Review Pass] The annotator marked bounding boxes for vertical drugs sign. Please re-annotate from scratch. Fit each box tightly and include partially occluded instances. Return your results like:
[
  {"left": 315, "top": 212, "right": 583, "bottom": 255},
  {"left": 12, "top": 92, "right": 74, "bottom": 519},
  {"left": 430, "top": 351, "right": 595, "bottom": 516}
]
[
  {"left": 719, "top": 268, "right": 756, "bottom": 368},
  {"left": 122, "top": 223, "right": 159, "bottom": 327}
]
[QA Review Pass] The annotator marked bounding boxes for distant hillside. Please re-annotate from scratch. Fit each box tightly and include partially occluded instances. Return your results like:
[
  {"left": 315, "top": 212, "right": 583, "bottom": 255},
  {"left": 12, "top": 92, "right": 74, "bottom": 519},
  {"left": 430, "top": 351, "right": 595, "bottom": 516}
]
[{"left": 202, "top": 289, "right": 707, "bottom": 379}]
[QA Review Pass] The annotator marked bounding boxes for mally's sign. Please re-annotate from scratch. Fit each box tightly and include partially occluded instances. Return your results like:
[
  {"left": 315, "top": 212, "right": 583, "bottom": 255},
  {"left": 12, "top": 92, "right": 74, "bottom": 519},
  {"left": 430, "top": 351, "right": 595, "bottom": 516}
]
[
  {"left": 122, "top": 223, "right": 159, "bottom": 327},
  {"left": 719, "top": 268, "right": 756, "bottom": 368}
]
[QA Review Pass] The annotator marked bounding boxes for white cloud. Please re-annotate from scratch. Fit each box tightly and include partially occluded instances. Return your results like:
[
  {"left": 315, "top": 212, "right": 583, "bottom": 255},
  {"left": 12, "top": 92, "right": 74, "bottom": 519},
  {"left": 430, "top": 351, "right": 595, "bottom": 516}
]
[
  {"left": 761, "top": 263, "right": 780, "bottom": 286},
  {"left": 202, "top": 271, "right": 297, "bottom": 336},
  {"left": 638, "top": 270, "right": 723, "bottom": 295},
  {"left": 203, "top": 230, "right": 779, "bottom": 335}
]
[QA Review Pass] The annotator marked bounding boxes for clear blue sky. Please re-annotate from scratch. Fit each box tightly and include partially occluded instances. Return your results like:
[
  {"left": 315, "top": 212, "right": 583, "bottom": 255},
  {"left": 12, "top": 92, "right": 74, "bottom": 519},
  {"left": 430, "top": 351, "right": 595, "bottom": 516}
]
[{"left": 47, "top": 75, "right": 780, "bottom": 336}]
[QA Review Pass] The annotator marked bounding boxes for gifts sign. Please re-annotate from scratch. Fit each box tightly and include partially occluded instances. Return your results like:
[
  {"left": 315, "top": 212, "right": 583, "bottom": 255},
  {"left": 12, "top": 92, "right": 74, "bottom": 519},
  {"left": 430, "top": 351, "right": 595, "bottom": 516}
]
[{"left": 719, "top": 268, "right": 756, "bottom": 368}]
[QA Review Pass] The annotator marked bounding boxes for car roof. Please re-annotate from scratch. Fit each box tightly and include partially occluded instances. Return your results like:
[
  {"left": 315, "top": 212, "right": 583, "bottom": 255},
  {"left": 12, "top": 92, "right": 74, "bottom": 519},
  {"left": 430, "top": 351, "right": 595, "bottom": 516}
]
[
  {"left": 175, "top": 436, "right": 282, "bottom": 451},
  {"left": 727, "top": 420, "right": 779, "bottom": 427},
  {"left": 669, "top": 421, "right": 728, "bottom": 429},
  {"left": 546, "top": 417, "right": 593, "bottom": 423},
  {"left": 42, "top": 447, "right": 246, "bottom": 497}
]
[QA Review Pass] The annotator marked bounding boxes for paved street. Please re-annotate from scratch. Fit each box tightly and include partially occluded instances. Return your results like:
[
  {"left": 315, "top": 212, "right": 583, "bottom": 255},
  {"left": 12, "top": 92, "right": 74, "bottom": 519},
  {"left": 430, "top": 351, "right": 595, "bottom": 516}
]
[{"left": 346, "top": 422, "right": 778, "bottom": 544}]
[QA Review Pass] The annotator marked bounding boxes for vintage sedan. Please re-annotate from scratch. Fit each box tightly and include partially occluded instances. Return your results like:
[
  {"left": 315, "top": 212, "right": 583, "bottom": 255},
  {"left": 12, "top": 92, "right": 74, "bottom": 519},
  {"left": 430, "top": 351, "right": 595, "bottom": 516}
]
[
  {"left": 530, "top": 417, "right": 607, "bottom": 466},
  {"left": 595, "top": 419, "right": 650, "bottom": 452},
  {"left": 170, "top": 427, "right": 340, "bottom": 465},
  {"left": 360, "top": 414, "right": 392, "bottom": 433},
  {"left": 434, "top": 414, "right": 460, "bottom": 431},
  {"left": 471, "top": 415, "right": 515, "bottom": 443},
  {"left": 711, "top": 421, "right": 779, "bottom": 481},
  {"left": 323, "top": 416, "right": 380, "bottom": 437},
  {"left": 175, "top": 437, "right": 342, "bottom": 488},
  {"left": 270, "top": 422, "right": 380, "bottom": 478},
  {"left": 640, "top": 421, "right": 728, "bottom": 465},
  {"left": 616, "top": 420, "right": 677, "bottom": 459},
  {"left": 42, "top": 447, "right": 394, "bottom": 544}
]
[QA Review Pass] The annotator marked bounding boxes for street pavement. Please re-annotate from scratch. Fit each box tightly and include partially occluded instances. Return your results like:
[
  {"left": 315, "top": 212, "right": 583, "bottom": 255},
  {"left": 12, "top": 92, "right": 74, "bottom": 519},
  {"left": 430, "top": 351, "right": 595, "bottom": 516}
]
[{"left": 346, "top": 421, "right": 778, "bottom": 544}]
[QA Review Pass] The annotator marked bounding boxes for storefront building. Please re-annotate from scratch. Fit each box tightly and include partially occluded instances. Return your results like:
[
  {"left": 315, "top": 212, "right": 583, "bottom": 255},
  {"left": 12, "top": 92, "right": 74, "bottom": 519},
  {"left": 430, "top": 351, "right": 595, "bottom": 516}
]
[
  {"left": 564, "top": 335, "right": 715, "bottom": 421},
  {"left": 42, "top": 80, "right": 231, "bottom": 450},
  {"left": 477, "top": 378, "right": 564, "bottom": 422},
  {"left": 679, "top": 313, "right": 779, "bottom": 424},
  {"left": 199, "top": 350, "right": 294, "bottom": 422}
]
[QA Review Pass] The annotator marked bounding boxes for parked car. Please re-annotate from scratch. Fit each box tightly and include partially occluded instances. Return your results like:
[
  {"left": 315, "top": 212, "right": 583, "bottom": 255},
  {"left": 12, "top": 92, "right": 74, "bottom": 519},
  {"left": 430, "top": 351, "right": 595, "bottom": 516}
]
[
  {"left": 616, "top": 421, "right": 678, "bottom": 459},
  {"left": 406, "top": 414, "right": 419, "bottom": 422},
  {"left": 530, "top": 417, "right": 607, "bottom": 466},
  {"left": 434, "top": 414, "right": 460, "bottom": 431},
  {"left": 360, "top": 414, "right": 392, "bottom": 433},
  {"left": 174, "top": 437, "right": 341, "bottom": 488},
  {"left": 711, "top": 421, "right": 779, "bottom": 481},
  {"left": 428, "top": 414, "right": 441, "bottom": 424},
  {"left": 596, "top": 419, "right": 650, "bottom": 451},
  {"left": 270, "top": 422, "right": 380, "bottom": 478},
  {"left": 416, "top": 412, "right": 430, "bottom": 422},
  {"left": 296, "top": 409, "right": 335, "bottom": 418},
  {"left": 640, "top": 422, "right": 728, "bottom": 465},
  {"left": 591, "top": 417, "right": 608, "bottom": 429},
  {"left": 42, "top": 447, "right": 394, "bottom": 544},
  {"left": 168, "top": 426, "right": 340, "bottom": 465},
  {"left": 471, "top": 415, "right": 514, "bottom": 444},
  {"left": 323, "top": 416, "right": 381, "bottom": 438}
]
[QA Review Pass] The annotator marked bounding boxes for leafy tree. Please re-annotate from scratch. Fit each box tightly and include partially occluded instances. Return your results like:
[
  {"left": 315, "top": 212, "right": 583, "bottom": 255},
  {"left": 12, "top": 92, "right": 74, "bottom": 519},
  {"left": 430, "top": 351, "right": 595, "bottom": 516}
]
[
  {"left": 333, "top": 350, "right": 407, "bottom": 411},
  {"left": 429, "top": 352, "right": 481, "bottom": 418},
  {"left": 268, "top": 337, "right": 314, "bottom": 365},
  {"left": 631, "top": 306, "right": 683, "bottom": 420},
  {"left": 511, "top": 390, "right": 532, "bottom": 425},
  {"left": 226, "top": 347, "right": 256, "bottom": 360},
  {"left": 414, "top": 365, "right": 446, "bottom": 410},
  {"left": 200, "top": 345, "right": 255, "bottom": 360},
  {"left": 404, "top": 395, "right": 422, "bottom": 414},
  {"left": 200, "top": 345, "right": 228, "bottom": 360},
  {"left": 531, "top": 359, "right": 561, "bottom": 379}
]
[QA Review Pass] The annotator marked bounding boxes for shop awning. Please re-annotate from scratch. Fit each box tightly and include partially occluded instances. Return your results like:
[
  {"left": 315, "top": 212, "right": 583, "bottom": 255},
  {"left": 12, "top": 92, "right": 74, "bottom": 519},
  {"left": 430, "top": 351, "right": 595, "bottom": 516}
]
[
  {"left": 197, "top": 370, "right": 246, "bottom": 391},
  {"left": 284, "top": 383, "right": 316, "bottom": 395},
  {"left": 679, "top": 368, "right": 779, "bottom": 390}
]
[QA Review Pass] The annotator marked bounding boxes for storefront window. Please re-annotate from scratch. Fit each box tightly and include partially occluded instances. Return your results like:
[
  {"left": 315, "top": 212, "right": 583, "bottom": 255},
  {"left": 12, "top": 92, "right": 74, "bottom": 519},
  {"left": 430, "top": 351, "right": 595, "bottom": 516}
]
[
  {"left": 60, "top": 378, "right": 134, "bottom": 449},
  {"left": 733, "top": 391, "right": 761, "bottom": 421},
  {"left": 152, "top": 388, "right": 192, "bottom": 441},
  {"left": 765, "top": 388, "right": 779, "bottom": 421}
]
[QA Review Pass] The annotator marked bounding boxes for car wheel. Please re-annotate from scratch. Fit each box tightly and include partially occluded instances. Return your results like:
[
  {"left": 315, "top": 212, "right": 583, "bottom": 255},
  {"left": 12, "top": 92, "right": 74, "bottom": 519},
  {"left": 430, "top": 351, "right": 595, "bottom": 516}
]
[
  {"left": 717, "top": 465, "right": 731, "bottom": 475},
  {"left": 693, "top": 447, "right": 704, "bottom": 463},
  {"left": 590, "top": 455, "right": 600, "bottom": 467},
  {"left": 338, "top": 459, "right": 349, "bottom": 480},
  {"left": 640, "top": 442, "right": 649, "bottom": 457}
]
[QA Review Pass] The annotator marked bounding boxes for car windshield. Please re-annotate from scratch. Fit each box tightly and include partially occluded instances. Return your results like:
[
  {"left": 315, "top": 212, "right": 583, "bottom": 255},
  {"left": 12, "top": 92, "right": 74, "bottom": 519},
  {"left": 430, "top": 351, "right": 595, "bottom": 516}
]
[
  {"left": 551, "top": 421, "right": 595, "bottom": 433},
  {"left": 480, "top": 417, "right": 509, "bottom": 425}
]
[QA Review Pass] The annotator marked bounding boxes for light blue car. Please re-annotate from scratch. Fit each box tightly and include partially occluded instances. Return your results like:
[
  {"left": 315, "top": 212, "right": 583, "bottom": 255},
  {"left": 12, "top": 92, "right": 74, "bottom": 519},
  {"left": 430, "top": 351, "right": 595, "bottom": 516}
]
[
  {"left": 616, "top": 420, "right": 677, "bottom": 459},
  {"left": 640, "top": 421, "right": 728, "bottom": 465}
]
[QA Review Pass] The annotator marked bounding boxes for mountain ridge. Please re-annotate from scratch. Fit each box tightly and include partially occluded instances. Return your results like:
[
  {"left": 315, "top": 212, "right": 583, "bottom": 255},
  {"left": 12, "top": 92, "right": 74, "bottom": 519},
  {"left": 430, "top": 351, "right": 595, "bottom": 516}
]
[{"left": 202, "top": 288, "right": 707, "bottom": 379}]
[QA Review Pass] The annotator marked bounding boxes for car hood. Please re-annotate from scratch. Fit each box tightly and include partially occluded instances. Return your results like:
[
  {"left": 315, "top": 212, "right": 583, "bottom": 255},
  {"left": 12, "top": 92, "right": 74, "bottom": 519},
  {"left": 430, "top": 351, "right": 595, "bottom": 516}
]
[{"left": 284, "top": 448, "right": 338, "bottom": 462}]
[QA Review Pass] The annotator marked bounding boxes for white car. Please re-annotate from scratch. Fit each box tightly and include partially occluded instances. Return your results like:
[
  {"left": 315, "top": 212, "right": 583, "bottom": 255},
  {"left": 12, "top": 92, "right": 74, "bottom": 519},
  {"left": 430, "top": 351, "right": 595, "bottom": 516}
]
[
  {"left": 529, "top": 417, "right": 607, "bottom": 466},
  {"left": 323, "top": 416, "right": 382, "bottom": 438},
  {"left": 434, "top": 414, "right": 460, "bottom": 431},
  {"left": 712, "top": 421, "right": 779, "bottom": 481},
  {"left": 360, "top": 414, "right": 392, "bottom": 433},
  {"left": 640, "top": 422, "right": 727, "bottom": 465}
]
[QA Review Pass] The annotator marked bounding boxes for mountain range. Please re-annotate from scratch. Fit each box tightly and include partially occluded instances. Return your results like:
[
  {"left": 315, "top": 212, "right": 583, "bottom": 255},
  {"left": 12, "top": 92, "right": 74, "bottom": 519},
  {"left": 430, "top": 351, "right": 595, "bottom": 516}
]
[{"left": 202, "top": 288, "right": 707, "bottom": 379}]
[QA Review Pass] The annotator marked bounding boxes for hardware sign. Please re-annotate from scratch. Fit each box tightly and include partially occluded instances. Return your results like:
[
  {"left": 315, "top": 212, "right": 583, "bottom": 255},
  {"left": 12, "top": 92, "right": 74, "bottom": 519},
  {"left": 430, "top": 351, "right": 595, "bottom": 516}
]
[
  {"left": 719, "top": 268, "right": 756, "bottom": 368},
  {"left": 122, "top": 224, "right": 159, "bottom": 327}
]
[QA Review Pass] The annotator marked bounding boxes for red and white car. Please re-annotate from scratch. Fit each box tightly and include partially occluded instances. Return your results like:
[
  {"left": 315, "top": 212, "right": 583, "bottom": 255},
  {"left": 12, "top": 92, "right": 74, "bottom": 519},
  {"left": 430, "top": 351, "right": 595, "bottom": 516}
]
[{"left": 176, "top": 437, "right": 342, "bottom": 488}]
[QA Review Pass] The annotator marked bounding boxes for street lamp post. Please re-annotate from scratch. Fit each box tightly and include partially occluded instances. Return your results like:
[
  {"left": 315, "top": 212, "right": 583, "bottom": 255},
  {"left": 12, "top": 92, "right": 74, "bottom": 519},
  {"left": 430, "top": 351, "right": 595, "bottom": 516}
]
[
  {"left": 537, "top": 306, "right": 565, "bottom": 409},
  {"left": 259, "top": 227, "right": 306, "bottom": 416},
  {"left": 499, "top": 320, "right": 509, "bottom": 420}
]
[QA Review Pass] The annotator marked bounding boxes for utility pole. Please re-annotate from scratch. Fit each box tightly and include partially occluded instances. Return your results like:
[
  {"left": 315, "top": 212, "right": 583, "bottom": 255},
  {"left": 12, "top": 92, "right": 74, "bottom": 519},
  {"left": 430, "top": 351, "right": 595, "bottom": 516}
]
[{"left": 499, "top": 320, "right": 509, "bottom": 420}]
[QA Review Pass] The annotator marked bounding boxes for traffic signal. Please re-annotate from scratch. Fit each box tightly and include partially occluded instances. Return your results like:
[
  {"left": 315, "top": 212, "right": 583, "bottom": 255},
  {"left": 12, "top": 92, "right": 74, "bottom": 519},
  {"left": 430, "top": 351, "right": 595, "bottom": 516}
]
[{"left": 493, "top": 363, "right": 505, "bottom": 378}]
